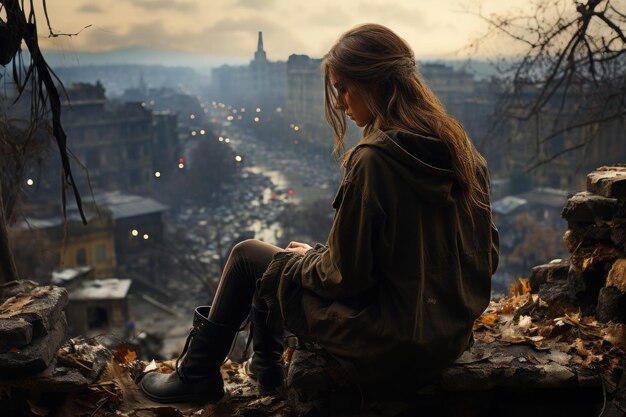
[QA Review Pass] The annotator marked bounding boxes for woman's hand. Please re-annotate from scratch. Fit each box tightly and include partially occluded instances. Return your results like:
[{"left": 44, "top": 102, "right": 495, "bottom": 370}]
[{"left": 285, "top": 241, "right": 313, "bottom": 255}]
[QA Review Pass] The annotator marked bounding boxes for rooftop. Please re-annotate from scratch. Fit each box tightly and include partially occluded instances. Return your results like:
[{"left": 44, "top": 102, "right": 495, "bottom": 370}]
[
  {"left": 68, "top": 278, "right": 132, "bottom": 301},
  {"left": 94, "top": 191, "right": 169, "bottom": 219}
]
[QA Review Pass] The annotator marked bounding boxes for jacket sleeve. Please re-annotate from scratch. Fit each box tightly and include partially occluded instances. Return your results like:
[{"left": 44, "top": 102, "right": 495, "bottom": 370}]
[{"left": 291, "top": 179, "right": 381, "bottom": 300}]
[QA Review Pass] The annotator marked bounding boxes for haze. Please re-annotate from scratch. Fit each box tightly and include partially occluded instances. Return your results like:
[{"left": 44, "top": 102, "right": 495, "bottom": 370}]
[{"left": 36, "top": 0, "right": 530, "bottom": 63}]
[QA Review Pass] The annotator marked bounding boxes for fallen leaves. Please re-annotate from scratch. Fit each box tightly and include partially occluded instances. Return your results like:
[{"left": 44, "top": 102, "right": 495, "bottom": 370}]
[
  {"left": 478, "top": 313, "right": 498, "bottom": 326},
  {"left": 0, "top": 295, "right": 34, "bottom": 319},
  {"left": 510, "top": 278, "right": 532, "bottom": 297},
  {"left": 114, "top": 345, "right": 138, "bottom": 364}
]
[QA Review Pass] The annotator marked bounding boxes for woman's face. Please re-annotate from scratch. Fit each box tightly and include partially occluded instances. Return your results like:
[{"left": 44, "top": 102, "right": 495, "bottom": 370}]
[{"left": 329, "top": 72, "right": 373, "bottom": 128}]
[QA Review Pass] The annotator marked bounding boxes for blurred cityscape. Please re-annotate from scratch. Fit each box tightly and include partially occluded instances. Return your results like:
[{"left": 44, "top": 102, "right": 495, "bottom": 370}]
[{"left": 3, "top": 31, "right": 625, "bottom": 360}]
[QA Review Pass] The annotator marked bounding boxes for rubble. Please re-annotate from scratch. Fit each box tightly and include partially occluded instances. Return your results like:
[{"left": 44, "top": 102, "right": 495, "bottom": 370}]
[
  {"left": 0, "top": 281, "right": 111, "bottom": 415},
  {"left": 0, "top": 280, "right": 69, "bottom": 376}
]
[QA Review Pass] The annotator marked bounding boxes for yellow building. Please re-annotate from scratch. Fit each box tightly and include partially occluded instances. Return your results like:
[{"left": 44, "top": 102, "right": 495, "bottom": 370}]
[{"left": 27, "top": 206, "right": 117, "bottom": 279}]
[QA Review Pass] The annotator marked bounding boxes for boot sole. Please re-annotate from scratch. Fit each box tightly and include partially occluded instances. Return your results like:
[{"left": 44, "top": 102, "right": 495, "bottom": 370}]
[{"left": 140, "top": 378, "right": 225, "bottom": 405}]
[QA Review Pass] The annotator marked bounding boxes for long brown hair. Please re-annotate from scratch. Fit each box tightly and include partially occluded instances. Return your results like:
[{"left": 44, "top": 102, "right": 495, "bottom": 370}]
[{"left": 322, "top": 23, "right": 489, "bottom": 215}]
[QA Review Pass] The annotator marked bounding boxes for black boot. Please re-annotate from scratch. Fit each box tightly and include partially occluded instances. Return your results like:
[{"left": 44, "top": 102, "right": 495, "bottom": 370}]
[
  {"left": 248, "top": 306, "right": 285, "bottom": 395},
  {"left": 140, "top": 306, "right": 238, "bottom": 404}
]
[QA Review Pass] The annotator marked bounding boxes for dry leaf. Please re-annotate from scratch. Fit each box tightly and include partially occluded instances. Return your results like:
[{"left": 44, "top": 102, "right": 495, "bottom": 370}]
[
  {"left": 538, "top": 325, "right": 555, "bottom": 338},
  {"left": 143, "top": 359, "right": 158, "bottom": 373},
  {"left": 478, "top": 313, "right": 498, "bottom": 326},
  {"left": 602, "top": 323, "right": 626, "bottom": 349},
  {"left": 582, "top": 354, "right": 604, "bottom": 368},
  {"left": 572, "top": 338, "right": 594, "bottom": 356},
  {"left": 607, "top": 259, "right": 626, "bottom": 293},
  {"left": 509, "top": 278, "right": 531, "bottom": 297},
  {"left": 0, "top": 295, "right": 33, "bottom": 319},
  {"left": 113, "top": 345, "right": 137, "bottom": 364}
]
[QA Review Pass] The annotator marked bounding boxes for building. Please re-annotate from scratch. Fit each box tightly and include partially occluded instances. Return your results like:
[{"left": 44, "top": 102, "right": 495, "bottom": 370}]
[
  {"left": 93, "top": 191, "right": 168, "bottom": 280},
  {"left": 211, "top": 32, "right": 287, "bottom": 109},
  {"left": 495, "top": 82, "right": 626, "bottom": 191},
  {"left": 60, "top": 82, "right": 156, "bottom": 195},
  {"left": 22, "top": 191, "right": 168, "bottom": 282},
  {"left": 25, "top": 207, "right": 118, "bottom": 279},
  {"left": 285, "top": 54, "right": 330, "bottom": 146},
  {"left": 65, "top": 278, "right": 132, "bottom": 336}
]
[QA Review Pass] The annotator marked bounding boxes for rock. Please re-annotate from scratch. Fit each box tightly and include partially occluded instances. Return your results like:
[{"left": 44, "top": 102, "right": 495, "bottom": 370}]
[
  {"left": 606, "top": 259, "right": 626, "bottom": 293},
  {"left": 587, "top": 166, "right": 626, "bottom": 199},
  {"left": 596, "top": 286, "right": 626, "bottom": 323},
  {"left": 0, "top": 284, "right": 68, "bottom": 338},
  {"left": 567, "top": 265, "right": 608, "bottom": 316},
  {"left": 0, "top": 280, "right": 38, "bottom": 299},
  {"left": 611, "top": 219, "right": 626, "bottom": 252},
  {"left": 529, "top": 260, "right": 570, "bottom": 292},
  {"left": 0, "top": 359, "right": 90, "bottom": 393},
  {"left": 561, "top": 192, "right": 618, "bottom": 224},
  {"left": 538, "top": 280, "right": 579, "bottom": 318},
  {"left": 0, "top": 319, "right": 33, "bottom": 353},
  {"left": 563, "top": 224, "right": 612, "bottom": 253},
  {"left": 0, "top": 314, "right": 68, "bottom": 377},
  {"left": 286, "top": 344, "right": 363, "bottom": 416}
]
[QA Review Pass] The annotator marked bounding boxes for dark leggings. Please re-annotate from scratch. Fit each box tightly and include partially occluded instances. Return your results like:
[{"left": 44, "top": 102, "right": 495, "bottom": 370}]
[{"left": 207, "top": 239, "right": 282, "bottom": 325}]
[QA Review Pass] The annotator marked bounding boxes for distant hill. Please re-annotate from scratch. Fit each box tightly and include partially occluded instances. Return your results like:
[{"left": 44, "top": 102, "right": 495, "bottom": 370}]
[{"left": 42, "top": 47, "right": 249, "bottom": 70}]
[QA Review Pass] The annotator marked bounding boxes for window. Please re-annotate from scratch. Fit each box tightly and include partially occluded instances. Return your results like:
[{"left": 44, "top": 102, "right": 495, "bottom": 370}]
[
  {"left": 87, "top": 306, "right": 109, "bottom": 329},
  {"left": 95, "top": 244, "right": 107, "bottom": 262},
  {"left": 76, "top": 248, "right": 87, "bottom": 266}
]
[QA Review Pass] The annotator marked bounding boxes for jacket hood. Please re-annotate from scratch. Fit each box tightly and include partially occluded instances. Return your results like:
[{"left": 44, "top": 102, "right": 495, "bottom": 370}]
[{"left": 353, "top": 129, "right": 457, "bottom": 206}]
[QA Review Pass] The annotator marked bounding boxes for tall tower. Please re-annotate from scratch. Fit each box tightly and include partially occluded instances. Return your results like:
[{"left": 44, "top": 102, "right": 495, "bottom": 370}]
[{"left": 254, "top": 31, "right": 267, "bottom": 64}]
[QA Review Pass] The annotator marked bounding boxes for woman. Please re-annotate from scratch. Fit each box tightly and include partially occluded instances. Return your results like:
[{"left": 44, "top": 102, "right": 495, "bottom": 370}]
[{"left": 140, "top": 23, "right": 499, "bottom": 406}]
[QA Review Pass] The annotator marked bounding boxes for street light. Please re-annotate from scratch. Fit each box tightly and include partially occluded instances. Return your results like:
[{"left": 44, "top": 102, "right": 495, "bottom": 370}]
[
  {"left": 235, "top": 155, "right": 242, "bottom": 162},
  {"left": 26, "top": 178, "right": 34, "bottom": 186}
]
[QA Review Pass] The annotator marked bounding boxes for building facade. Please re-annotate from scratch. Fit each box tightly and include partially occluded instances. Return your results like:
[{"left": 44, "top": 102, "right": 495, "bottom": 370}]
[{"left": 211, "top": 32, "right": 287, "bottom": 109}]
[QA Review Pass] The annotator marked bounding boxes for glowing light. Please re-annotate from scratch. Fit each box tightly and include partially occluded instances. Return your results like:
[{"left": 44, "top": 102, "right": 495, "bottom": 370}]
[
  {"left": 225, "top": 138, "right": 230, "bottom": 143},
  {"left": 131, "top": 229, "right": 139, "bottom": 237},
  {"left": 219, "top": 137, "right": 224, "bottom": 142},
  {"left": 143, "top": 234, "right": 149, "bottom": 240},
  {"left": 240, "top": 108, "right": 246, "bottom": 112},
  {"left": 255, "top": 107, "right": 261, "bottom": 113},
  {"left": 190, "top": 114, "right": 196, "bottom": 119},
  {"left": 154, "top": 171, "right": 161, "bottom": 178},
  {"left": 294, "top": 125, "right": 300, "bottom": 131},
  {"left": 200, "top": 129, "right": 205, "bottom": 135},
  {"left": 191, "top": 131, "right": 197, "bottom": 136},
  {"left": 254, "top": 117, "right": 260, "bottom": 122},
  {"left": 235, "top": 155, "right": 242, "bottom": 162},
  {"left": 276, "top": 107, "right": 282, "bottom": 113},
  {"left": 26, "top": 178, "right": 34, "bottom": 186},
  {"left": 178, "top": 157, "right": 184, "bottom": 163},
  {"left": 141, "top": 102, "right": 146, "bottom": 107},
  {"left": 226, "top": 115, "right": 234, "bottom": 121},
  {"left": 178, "top": 163, "right": 185, "bottom": 169}
]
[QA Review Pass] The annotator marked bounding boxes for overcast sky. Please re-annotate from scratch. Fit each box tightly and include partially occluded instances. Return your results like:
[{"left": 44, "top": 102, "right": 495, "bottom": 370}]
[{"left": 37, "top": 0, "right": 529, "bottom": 60}]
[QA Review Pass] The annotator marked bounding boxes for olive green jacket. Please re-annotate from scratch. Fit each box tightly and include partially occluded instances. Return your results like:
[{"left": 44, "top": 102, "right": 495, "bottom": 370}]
[{"left": 259, "top": 129, "right": 499, "bottom": 394}]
